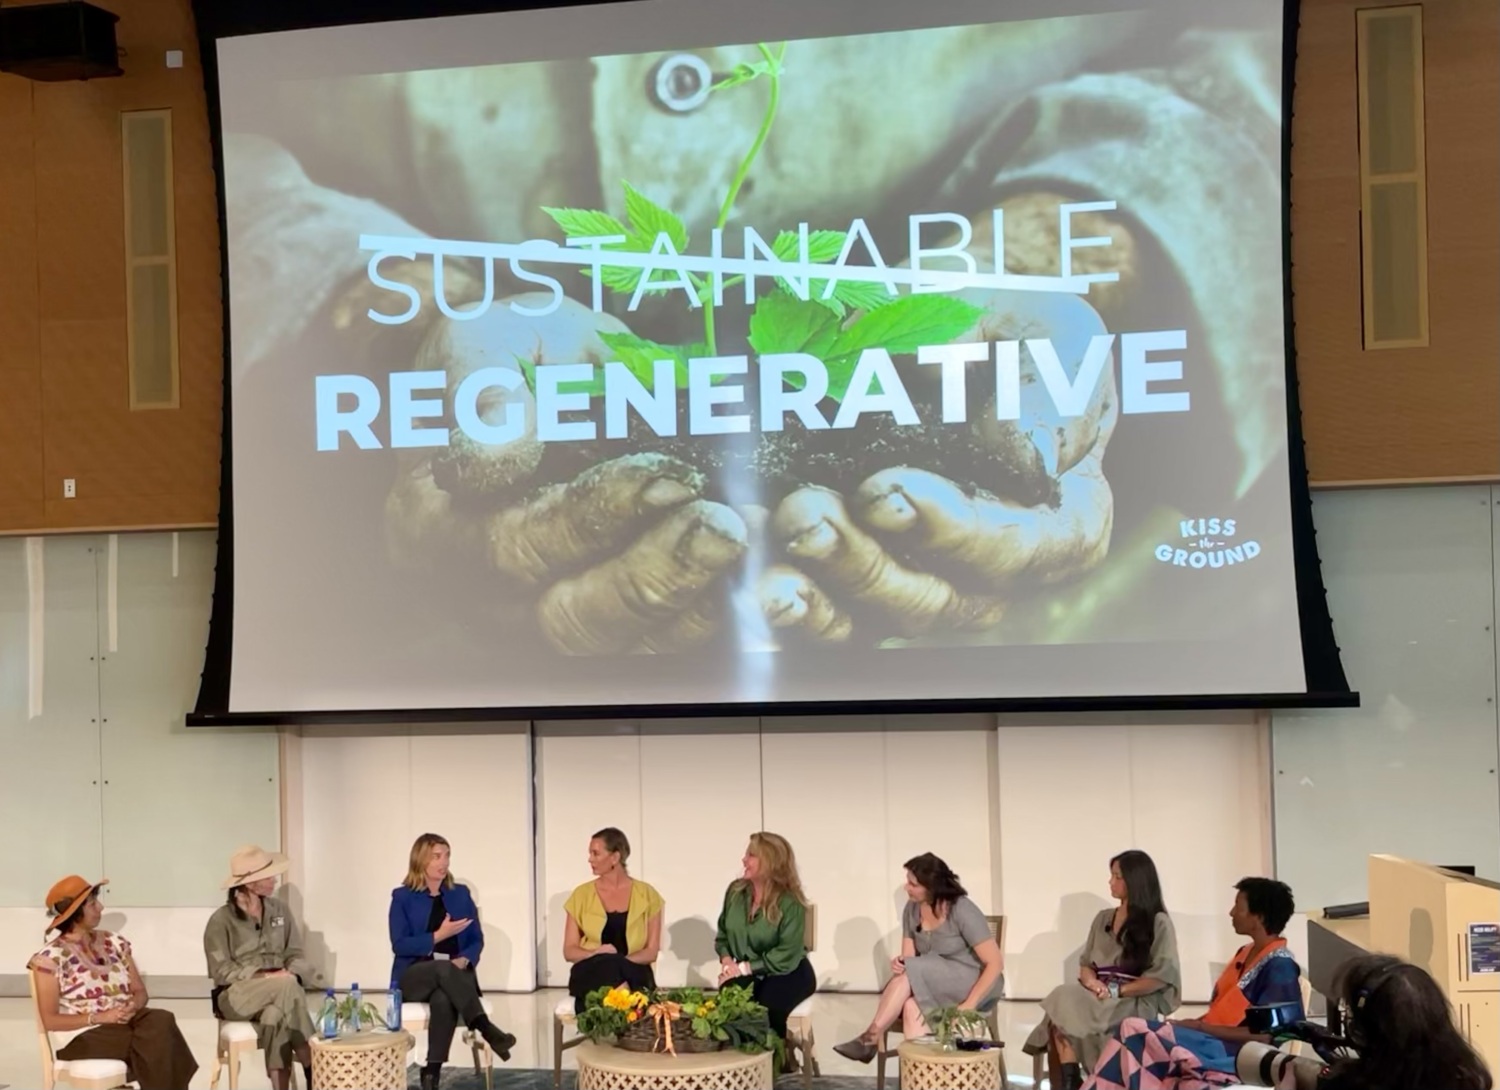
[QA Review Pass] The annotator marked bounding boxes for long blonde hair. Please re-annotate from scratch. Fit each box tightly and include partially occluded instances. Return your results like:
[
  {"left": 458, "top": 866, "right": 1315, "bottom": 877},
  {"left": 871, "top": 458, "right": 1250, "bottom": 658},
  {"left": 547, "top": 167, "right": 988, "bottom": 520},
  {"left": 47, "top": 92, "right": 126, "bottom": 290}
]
[
  {"left": 732, "top": 831, "right": 808, "bottom": 924},
  {"left": 404, "top": 833, "right": 455, "bottom": 892}
]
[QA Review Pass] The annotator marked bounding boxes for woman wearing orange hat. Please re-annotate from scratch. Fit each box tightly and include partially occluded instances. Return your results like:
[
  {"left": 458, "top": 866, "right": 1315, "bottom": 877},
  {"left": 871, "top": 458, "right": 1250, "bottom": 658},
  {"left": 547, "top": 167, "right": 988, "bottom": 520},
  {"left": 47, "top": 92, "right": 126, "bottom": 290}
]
[{"left": 28, "top": 876, "right": 198, "bottom": 1090}]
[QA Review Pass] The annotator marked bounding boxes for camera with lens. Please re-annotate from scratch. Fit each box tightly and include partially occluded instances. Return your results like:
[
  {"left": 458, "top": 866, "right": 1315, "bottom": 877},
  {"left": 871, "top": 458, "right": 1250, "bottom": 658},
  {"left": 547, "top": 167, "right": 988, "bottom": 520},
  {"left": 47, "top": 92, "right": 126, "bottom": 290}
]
[{"left": 1234, "top": 1006, "right": 1354, "bottom": 1089}]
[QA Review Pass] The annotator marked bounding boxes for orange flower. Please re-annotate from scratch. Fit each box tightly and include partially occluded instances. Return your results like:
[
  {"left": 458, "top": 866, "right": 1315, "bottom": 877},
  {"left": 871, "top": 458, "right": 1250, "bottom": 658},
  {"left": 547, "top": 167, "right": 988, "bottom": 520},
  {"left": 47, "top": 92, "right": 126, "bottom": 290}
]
[{"left": 627, "top": 1010, "right": 640, "bottom": 1022}]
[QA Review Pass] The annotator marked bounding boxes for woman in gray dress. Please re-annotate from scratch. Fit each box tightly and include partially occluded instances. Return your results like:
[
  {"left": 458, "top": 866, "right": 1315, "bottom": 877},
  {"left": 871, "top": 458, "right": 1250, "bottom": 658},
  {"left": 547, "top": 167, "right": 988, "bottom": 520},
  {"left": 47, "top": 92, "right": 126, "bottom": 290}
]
[
  {"left": 833, "top": 854, "right": 1004, "bottom": 1062},
  {"left": 1023, "top": 850, "right": 1181, "bottom": 1090}
]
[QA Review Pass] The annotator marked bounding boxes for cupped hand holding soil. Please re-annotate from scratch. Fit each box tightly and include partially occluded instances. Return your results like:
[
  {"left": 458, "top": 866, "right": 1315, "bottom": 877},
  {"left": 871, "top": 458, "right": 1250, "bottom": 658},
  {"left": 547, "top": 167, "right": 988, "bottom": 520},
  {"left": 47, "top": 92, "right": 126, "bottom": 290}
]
[{"left": 384, "top": 294, "right": 748, "bottom": 655}]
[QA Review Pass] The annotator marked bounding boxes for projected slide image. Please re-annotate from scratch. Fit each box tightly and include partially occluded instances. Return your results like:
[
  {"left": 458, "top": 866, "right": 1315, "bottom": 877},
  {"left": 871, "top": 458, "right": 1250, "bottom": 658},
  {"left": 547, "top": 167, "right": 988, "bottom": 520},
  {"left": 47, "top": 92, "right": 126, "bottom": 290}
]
[{"left": 219, "top": 1, "right": 1308, "bottom": 709}]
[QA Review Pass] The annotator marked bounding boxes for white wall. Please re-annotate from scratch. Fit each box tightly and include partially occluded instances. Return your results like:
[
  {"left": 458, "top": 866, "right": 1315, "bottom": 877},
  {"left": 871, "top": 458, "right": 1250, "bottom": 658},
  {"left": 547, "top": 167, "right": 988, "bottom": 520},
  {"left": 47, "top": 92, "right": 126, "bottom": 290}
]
[
  {"left": 996, "top": 714, "right": 1273, "bottom": 1001},
  {"left": 1273, "top": 485, "right": 1500, "bottom": 907},
  {"left": 287, "top": 723, "right": 535, "bottom": 993}
]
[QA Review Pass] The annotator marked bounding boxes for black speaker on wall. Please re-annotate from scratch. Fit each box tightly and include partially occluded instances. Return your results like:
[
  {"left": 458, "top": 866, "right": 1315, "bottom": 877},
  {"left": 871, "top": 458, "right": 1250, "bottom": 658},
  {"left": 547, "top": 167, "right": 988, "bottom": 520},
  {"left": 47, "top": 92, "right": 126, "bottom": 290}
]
[{"left": 0, "top": 1, "right": 123, "bottom": 81}]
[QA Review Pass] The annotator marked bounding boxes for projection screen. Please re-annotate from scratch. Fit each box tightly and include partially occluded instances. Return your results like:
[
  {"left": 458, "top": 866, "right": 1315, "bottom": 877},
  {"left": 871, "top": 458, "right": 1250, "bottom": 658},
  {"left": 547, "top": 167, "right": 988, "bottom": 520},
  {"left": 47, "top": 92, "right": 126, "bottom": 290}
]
[{"left": 192, "top": 0, "right": 1353, "bottom": 719}]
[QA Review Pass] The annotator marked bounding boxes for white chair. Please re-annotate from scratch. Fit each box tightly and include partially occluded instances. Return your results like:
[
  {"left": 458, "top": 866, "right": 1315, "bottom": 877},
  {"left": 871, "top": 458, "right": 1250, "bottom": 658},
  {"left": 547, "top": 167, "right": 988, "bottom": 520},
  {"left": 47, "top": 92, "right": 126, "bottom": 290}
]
[
  {"left": 552, "top": 996, "right": 584, "bottom": 1089},
  {"left": 28, "top": 971, "right": 132, "bottom": 1090},
  {"left": 879, "top": 914, "right": 1010, "bottom": 1090},
  {"left": 784, "top": 904, "right": 821, "bottom": 1089},
  {"left": 207, "top": 1018, "right": 276, "bottom": 1090},
  {"left": 404, "top": 996, "right": 498, "bottom": 1090}
]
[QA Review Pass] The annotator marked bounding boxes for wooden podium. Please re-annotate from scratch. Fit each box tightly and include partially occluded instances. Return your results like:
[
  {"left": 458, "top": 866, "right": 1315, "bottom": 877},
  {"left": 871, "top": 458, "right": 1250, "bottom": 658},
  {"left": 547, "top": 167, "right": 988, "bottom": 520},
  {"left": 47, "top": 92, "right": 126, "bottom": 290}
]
[{"left": 1369, "top": 855, "right": 1499, "bottom": 1076}]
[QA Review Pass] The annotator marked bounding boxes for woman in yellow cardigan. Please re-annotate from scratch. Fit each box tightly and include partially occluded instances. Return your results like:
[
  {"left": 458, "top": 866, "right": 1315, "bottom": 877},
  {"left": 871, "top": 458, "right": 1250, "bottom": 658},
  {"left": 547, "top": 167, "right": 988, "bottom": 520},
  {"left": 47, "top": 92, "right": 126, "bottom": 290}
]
[{"left": 563, "top": 828, "right": 664, "bottom": 1012}]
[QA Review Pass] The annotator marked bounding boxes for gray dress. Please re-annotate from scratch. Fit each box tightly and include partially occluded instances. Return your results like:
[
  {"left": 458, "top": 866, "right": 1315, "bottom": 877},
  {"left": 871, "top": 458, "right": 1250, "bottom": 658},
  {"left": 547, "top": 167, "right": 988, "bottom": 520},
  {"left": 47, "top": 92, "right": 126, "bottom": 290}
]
[
  {"left": 902, "top": 896, "right": 1005, "bottom": 1013},
  {"left": 1022, "top": 909, "right": 1181, "bottom": 1070}
]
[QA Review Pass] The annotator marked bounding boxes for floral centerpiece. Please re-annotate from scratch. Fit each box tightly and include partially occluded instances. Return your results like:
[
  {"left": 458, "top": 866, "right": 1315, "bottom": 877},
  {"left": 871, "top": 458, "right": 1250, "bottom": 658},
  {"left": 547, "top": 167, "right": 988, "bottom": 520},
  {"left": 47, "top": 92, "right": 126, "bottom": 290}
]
[{"left": 577, "top": 983, "right": 780, "bottom": 1062}]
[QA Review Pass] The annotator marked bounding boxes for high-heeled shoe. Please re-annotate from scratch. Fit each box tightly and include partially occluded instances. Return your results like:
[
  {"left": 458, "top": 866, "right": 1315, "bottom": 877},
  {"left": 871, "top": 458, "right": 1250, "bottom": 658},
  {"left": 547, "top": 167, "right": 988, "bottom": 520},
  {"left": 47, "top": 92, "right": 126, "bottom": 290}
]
[
  {"left": 1060, "top": 1061, "right": 1084, "bottom": 1090},
  {"left": 833, "top": 1035, "right": 878, "bottom": 1063}
]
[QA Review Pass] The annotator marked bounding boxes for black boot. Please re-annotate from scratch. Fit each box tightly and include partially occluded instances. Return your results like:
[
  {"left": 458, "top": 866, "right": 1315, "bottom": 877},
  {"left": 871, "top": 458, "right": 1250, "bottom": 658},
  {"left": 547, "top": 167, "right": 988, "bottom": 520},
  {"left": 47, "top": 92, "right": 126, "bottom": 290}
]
[
  {"left": 301, "top": 1063, "right": 313, "bottom": 1090},
  {"left": 419, "top": 1063, "right": 442, "bottom": 1090},
  {"left": 472, "top": 1017, "right": 517, "bottom": 1062},
  {"left": 1060, "top": 1061, "right": 1084, "bottom": 1090}
]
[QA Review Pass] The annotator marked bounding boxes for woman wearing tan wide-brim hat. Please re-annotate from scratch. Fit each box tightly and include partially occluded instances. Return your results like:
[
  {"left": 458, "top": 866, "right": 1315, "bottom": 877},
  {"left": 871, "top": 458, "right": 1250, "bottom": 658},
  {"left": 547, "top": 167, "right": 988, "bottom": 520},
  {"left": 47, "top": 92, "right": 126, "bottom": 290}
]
[
  {"left": 205, "top": 845, "right": 326, "bottom": 1090},
  {"left": 29, "top": 876, "right": 199, "bottom": 1089}
]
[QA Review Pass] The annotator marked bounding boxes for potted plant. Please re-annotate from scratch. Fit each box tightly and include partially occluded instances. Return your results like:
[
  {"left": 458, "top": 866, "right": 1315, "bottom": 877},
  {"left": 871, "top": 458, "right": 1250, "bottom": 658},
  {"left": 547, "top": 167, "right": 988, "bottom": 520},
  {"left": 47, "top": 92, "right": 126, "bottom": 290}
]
[
  {"left": 334, "top": 994, "right": 385, "bottom": 1035},
  {"left": 925, "top": 1005, "right": 990, "bottom": 1051}
]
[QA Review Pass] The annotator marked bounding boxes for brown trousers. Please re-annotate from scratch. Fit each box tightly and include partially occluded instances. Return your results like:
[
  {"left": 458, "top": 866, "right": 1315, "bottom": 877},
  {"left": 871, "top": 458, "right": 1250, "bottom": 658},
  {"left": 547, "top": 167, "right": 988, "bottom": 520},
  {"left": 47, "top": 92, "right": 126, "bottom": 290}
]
[{"left": 57, "top": 1007, "right": 199, "bottom": 1090}]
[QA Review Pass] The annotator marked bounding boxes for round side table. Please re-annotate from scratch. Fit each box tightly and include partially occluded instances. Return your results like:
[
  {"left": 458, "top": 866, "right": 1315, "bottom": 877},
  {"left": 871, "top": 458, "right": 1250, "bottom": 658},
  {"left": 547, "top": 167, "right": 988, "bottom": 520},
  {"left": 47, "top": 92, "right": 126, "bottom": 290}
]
[
  {"left": 896, "top": 1040, "right": 1004, "bottom": 1090},
  {"left": 575, "top": 1040, "right": 773, "bottom": 1090},
  {"left": 309, "top": 1030, "right": 414, "bottom": 1090}
]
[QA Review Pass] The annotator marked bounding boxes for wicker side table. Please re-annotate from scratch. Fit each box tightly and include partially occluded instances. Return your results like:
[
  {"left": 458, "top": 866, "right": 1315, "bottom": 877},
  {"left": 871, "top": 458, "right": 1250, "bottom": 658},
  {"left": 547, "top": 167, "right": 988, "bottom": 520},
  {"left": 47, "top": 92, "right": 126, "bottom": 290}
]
[
  {"left": 310, "top": 1030, "right": 414, "bottom": 1090},
  {"left": 575, "top": 1040, "right": 773, "bottom": 1090},
  {"left": 895, "top": 1040, "right": 1003, "bottom": 1090}
]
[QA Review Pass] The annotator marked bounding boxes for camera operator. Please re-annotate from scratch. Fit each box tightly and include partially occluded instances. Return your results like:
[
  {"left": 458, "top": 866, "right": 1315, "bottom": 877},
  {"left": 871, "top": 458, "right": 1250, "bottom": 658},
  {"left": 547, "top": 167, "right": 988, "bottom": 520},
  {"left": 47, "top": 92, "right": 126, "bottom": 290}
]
[
  {"left": 1240, "top": 954, "right": 1491, "bottom": 1090},
  {"left": 1316, "top": 955, "right": 1491, "bottom": 1090}
]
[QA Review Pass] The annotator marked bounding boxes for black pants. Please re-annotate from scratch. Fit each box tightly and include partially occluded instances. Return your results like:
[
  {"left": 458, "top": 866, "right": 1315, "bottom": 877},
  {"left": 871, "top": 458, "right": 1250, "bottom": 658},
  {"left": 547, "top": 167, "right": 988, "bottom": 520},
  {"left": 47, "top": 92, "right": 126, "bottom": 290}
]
[
  {"left": 569, "top": 953, "right": 656, "bottom": 1013},
  {"left": 401, "top": 959, "right": 484, "bottom": 1063},
  {"left": 734, "top": 957, "right": 816, "bottom": 1039}
]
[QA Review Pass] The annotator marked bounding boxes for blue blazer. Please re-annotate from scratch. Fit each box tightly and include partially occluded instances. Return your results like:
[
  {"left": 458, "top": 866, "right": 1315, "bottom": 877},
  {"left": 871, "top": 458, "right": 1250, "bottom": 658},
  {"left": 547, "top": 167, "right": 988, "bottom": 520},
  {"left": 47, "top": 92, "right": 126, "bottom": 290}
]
[{"left": 389, "top": 883, "right": 485, "bottom": 985}]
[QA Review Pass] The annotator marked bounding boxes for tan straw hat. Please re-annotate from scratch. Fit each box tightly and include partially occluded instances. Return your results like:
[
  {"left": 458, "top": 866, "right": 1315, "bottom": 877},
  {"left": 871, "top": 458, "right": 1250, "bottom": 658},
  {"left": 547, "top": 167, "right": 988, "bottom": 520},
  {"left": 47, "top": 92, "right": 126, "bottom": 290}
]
[
  {"left": 45, "top": 875, "right": 108, "bottom": 935},
  {"left": 223, "top": 845, "right": 289, "bottom": 889}
]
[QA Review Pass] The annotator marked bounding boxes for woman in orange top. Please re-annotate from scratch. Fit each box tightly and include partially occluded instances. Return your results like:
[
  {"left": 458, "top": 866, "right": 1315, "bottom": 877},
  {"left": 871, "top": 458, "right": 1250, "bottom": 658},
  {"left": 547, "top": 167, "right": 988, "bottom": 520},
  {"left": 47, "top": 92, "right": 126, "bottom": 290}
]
[{"left": 1083, "top": 878, "right": 1302, "bottom": 1090}]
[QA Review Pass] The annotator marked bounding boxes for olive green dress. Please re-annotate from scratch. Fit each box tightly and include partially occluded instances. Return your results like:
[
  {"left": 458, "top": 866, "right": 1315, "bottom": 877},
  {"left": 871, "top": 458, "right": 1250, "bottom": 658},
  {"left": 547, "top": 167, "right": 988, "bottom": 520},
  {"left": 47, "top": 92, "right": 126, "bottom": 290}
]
[{"left": 1022, "top": 909, "right": 1181, "bottom": 1070}]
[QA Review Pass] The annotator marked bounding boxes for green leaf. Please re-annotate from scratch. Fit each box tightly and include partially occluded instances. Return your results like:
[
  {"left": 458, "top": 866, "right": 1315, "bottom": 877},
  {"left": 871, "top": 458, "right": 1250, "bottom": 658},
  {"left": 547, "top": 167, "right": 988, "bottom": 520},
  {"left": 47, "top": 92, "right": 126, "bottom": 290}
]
[
  {"left": 768, "top": 230, "right": 898, "bottom": 315},
  {"left": 822, "top": 353, "right": 861, "bottom": 401},
  {"left": 544, "top": 190, "right": 691, "bottom": 296},
  {"left": 824, "top": 278, "right": 898, "bottom": 314},
  {"left": 713, "top": 60, "right": 771, "bottom": 91},
  {"left": 827, "top": 294, "right": 986, "bottom": 360},
  {"left": 541, "top": 207, "right": 629, "bottom": 243},
  {"left": 513, "top": 353, "right": 537, "bottom": 394},
  {"left": 623, "top": 181, "right": 689, "bottom": 253},
  {"left": 747, "top": 290, "right": 841, "bottom": 359},
  {"left": 770, "top": 229, "right": 847, "bottom": 265},
  {"left": 598, "top": 330, "right": 691, "bottom": 389}
]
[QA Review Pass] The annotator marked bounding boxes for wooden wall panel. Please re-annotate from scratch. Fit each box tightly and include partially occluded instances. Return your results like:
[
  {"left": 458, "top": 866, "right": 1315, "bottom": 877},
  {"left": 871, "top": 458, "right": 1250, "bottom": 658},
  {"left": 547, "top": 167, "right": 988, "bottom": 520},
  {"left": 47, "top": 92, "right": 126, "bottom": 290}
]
[
  {"left": 0, "top": 77, "right": 44, "bottom": 531},
  {"left": 0, "top": 0, "right": 221, "bottom": 535},
  {"left": 1292, "top": 0, "right": 1500, "bottom": 484}
]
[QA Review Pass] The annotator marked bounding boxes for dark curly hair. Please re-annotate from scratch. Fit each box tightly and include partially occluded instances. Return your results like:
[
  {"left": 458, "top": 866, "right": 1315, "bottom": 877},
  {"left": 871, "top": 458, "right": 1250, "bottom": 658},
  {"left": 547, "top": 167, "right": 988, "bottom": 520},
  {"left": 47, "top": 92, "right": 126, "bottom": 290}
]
[
  {"left": 1323, "top": 955, "right": 1490, "bottom": 1090},
  {"left": 904, "top": 853, "right": 967, "bottom": 914}
]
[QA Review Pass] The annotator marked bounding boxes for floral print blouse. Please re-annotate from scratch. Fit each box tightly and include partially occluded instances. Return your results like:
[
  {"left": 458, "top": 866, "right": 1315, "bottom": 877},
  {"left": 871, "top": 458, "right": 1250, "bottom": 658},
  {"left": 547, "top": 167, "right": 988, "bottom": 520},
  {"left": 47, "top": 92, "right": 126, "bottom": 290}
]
[{"left": 31, "top": 931, "right": 136, "bottom": 1015}]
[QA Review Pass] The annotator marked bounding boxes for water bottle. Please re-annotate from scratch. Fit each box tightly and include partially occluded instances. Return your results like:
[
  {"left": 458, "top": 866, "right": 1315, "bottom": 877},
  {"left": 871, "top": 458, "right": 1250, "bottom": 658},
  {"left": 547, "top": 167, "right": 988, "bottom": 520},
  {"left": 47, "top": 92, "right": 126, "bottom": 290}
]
[
  {"left": 319, "top": 989, "right": 339, "bottom": 1039},
  {"left": 386, "top": 982, "right": 403, "bottom": 1032},
  {"left": 349, "top": 983, "right": 363, "bottom": 1032}
]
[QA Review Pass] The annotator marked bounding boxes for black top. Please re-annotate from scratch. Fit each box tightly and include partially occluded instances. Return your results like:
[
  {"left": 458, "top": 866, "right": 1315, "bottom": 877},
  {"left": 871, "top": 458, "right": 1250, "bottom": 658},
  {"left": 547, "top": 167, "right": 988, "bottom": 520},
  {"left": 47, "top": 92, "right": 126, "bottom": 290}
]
[
  {"left": 601, "top": 910, "right": 629, "bottom": 954},
  {"left": 427, "top": 891, "right": 461, "bottom": 957}
]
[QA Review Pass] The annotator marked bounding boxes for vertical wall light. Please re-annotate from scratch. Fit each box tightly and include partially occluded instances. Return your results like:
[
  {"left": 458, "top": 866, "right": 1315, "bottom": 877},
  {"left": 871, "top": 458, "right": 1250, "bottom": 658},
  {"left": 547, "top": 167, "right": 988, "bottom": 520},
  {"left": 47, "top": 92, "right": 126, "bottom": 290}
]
[
  {"left": 1356, "top": 6, "right": 1429, "bottom": 349},
  {"left": 122, "top": 109, "right": 181, "bottom": 407}
]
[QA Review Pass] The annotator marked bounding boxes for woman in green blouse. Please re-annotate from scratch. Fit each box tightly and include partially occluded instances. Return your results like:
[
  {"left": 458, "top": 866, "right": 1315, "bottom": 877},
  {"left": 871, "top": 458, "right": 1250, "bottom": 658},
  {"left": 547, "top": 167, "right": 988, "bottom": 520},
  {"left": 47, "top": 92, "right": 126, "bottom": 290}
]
[{"left": 714, "top": 831, "right": 815, "bottom": 1041}]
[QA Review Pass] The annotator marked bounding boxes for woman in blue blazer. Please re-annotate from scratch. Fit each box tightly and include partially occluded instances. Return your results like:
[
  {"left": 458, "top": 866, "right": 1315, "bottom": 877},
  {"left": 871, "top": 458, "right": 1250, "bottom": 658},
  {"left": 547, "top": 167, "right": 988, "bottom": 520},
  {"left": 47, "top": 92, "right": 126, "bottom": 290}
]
[{"left": 390, "top": 834, "right": 515, "bottom": 1090}]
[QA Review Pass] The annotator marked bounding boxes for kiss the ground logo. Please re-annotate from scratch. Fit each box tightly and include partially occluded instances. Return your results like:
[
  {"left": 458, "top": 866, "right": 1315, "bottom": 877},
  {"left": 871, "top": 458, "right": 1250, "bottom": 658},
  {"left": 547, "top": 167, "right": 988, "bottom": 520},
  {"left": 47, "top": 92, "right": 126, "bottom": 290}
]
[{"left": 1154, "top": 517, "right": 1261, "bottom": 570}]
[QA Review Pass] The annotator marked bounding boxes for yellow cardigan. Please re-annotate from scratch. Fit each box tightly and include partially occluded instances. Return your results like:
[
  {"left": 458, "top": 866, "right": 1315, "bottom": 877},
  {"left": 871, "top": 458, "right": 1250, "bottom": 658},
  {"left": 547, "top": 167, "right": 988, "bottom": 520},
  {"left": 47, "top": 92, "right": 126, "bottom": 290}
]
[{"left": 564, "top": 879, "right": 664, "bottom": 957}]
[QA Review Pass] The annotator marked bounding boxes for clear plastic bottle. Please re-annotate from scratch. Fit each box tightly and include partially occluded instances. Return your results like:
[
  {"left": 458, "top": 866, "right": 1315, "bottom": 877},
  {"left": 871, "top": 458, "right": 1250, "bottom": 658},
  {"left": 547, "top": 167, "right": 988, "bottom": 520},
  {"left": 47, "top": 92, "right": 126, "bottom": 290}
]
[
  {"left": 349, "top": 982, "right": 362, "bottom": 1032},
  {"left": 386, "top": 981, "right": 403, "bottom": 1032},
  {"left": 319, "top": 989, "right": 339, "bottom": 1039}
]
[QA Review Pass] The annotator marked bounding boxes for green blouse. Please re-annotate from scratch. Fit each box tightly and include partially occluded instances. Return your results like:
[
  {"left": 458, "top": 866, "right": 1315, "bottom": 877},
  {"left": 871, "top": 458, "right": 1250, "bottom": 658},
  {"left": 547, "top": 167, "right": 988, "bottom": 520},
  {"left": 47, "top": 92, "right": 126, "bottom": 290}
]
[{"left": 713, "top": 884, "right": 807, "bottom": 976}]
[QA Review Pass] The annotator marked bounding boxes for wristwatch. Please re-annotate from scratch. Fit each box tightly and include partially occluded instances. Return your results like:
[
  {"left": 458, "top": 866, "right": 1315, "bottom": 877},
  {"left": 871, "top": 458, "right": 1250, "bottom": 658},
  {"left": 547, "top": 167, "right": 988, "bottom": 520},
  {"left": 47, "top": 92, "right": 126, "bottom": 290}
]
[{"left": 1107, "top": 981, "right": 1121, "bottom": 999}]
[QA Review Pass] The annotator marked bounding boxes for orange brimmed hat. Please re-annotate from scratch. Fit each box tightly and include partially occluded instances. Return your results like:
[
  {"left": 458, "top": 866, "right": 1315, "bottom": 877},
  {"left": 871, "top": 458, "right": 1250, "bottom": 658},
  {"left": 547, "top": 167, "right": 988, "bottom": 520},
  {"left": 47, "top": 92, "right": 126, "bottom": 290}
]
[{"left": 45, "top": 875, "right": 107, "bottom": 935}]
